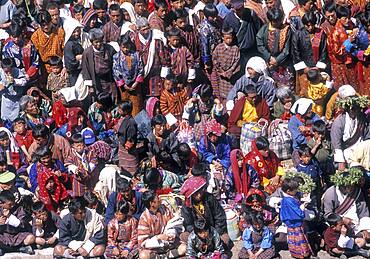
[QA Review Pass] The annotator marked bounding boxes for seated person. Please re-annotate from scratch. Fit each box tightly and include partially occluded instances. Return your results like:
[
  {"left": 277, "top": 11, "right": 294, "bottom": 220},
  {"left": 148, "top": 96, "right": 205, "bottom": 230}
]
[
  {"left": 27, "top": 87, "right": 52, "bottom": 118},
  {"left": 88, "top": 92, "right": 115, "bottom": 134},
  {"left": 0, "top": 190, "right": 35, "bottom": 256},
  {"left": 31, "top": 201, "right": 60, "bottom": 249},
  {"left": 138, "top": 190, "right": 187, "bottom": 259},
  {"left": 186, "top": 218, "right": 226, "bottom": 258},
  {"left": 13, "top": 117, "right": 33, "bottom": 163},
  {"left": 228, "top": 84, "right": 270, "bottom": 137},
  {"left": 272, "top": 86, "right": 297, "bottom": 120},
  {"left": 53, "top": 197, "right": 105, "bottom": 258}
]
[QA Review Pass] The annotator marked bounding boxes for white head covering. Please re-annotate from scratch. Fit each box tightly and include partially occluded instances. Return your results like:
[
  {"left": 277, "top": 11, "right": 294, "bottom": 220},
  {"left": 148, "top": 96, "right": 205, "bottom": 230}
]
[
  {"left": 59, "top": 87, "right": 77, "bottom": 103},
  {"left": 63, "top": 17, "right": 83, "bottom": 44},
  {"left": 290, "top": 98, "right": 314, "bottom": 115},
  {"left": 0, "top": 127, "right": 19, "bottom": 153},
  {"left": 245, "top": 56, "right": 268, "bottom": 78},
  {"left": 120, "top": 2, "right": 138, "bottom": 24},
  {"left": 338, "top": 85, "right": 356, "bottom": 99}
]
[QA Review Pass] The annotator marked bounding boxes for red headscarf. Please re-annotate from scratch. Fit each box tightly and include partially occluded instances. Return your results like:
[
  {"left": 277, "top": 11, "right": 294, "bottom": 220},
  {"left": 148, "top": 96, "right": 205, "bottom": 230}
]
[
  {"left": 245, "top": 188, "right": 266, "bottom": 206},
  {"left": 52, "top": 100, "right": 68, "bottom": 128},
  {"left": 180, "top": 176, "right": 207, "bottom": 207},
  {"left": 66, "top": 107, "right": 93, "bottom": 138},
  {"left": 37, "top": 163, "right": 69, "bottom": 212},
  {"left": 230, "top": 149, "right": 250, "bottom": 197},
  {"left": 244, "top": 140, "right": 280, "bottom": 181}
]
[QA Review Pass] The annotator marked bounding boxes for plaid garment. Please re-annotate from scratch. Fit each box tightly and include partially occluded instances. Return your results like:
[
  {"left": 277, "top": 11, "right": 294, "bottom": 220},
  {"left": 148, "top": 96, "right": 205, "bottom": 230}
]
[
  {"left": 287, "top": 227, "right": 311, "bottom": 259},
  {"left": 268, "top": 120, "right": 292, "bottom": 160}
]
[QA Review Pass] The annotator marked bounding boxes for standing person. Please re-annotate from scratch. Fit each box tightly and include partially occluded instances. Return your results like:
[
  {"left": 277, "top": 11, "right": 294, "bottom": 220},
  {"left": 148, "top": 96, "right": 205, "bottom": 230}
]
[
  {"left": 133, "top": 17, "right": 170, "bottom": 98},
  {"left": 113, "top": 34, "right": 144, "bottom": 116},
  {"left": 102, "top": 3, "right": 123, "bottom": 43},
  {"left": 148, "top": 0, "right": 169, "bottom": 32},
  {"left": 93, "top": 0, "right": 109, "bottom": 27},
  {"left": 212, "top": 26, "right": 240, "bottom": 103},
  {"left": 81, "top": 28, "right": 117, "bottom": 101},
  {"left": 0, "top": 0, "right": 15, "bottom": 29},
  {"left": 117, "top": 100, "right": 138, "bottom": 175}
]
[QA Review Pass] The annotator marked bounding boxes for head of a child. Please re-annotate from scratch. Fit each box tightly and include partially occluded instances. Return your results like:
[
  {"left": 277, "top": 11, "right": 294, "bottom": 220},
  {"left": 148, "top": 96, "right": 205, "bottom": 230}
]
[
  {"left": 327, "top": 213, "right": 344, "bottom": 232},
  {"left": 109, "top": 3, "right": 122, "bottom": 25},
  {"left": 1, "top": 58, "right": 14, "bottom": 75},
  {"left": 163, "top": 73, "right": 178, "bottom": 91},
  {"left": 93, "top": 0, "right": 108, "bottom": 20},
  {"left": 312, "top": 120, "right": 326, "bottom": 140},
  {"left": 170, "top": 0, "right": 185, "bottom": 10},
  {"left": 198, "top": 84, "right": 213, "bottom": 103},
  {"left": 337, "top": 6, "right": 351, "bottom": 27},
  {"left": 0, "top": 190, "right": 15, "bottom": 211},
  {"left": 143, "top": 168, "right": 163, "bottom": 191},
  {"left": 49, "top": 56, "right": 63, "bottom": 75},
  {"left": 194, "top": 219, "right": 210, "bottom": 240},
  {"left": 0, "top": 131, "right": 10, "bottom": 149},
  {"left": 298, "top": 144, "right": 312, "bottom": 165},
  {"left": 32, "top": 201, "right": 49, "bottom": 222},
  {"left": 9, "top": 22, "right": 23, "bottom": 45},
  {"left": 167, "top": 27, "right": 182, "bottom": 48},
  {"left": 83, "top": 191, "right": 99, "bottom": 210},
  {"left": 69, "top": 197, "right": 87, "bottom": 221},
  {"left": 89, "top": 28, "right": 104, "bottom": 51},
  {"left": 177, "top": 143, "right": 191, "bottom": 162},
  {"left": 73, "top": 4, "right": 85, "bottom": 21},
  {"left": 250, "top": 212, "right": 265, "bottom": 232},
  {"left": 302, "top": 11, "right": 317, "bottom": 34},
  {"left": 0, "top": 157, "right": 7, "bottom": 173},
  {"left": 281, "top": 178, "right": 300, "bottom": 197},
  {"left": 204, "top": 4, "right": 218, "bottom": 23},
  {"left": 96, "top": 92, "right": 113, "bottom": 111},
  {"left": 142, "top": 189, "right": 160, "bottom": 212},
  {"left": 267, "top": 7, "right": 284, "bottom": 29},
  {"left": 307, "top": 69, "right": 322, "bottom": 85},
  {"left": 117, "top": 178, "right": 132, "bottom": 199},
  {"left": 246, "top": 191, "right": 265, "bottom": 211},
  {"left": 35, "top": 146, "right": 53, "bottom": 167},
  {"left": 151, "top": 114, "right": 167, "bottom": 137},
  {"left": 36, "top": 11, "right": 53, "bottom": 34},
  {"left": 191, "top": 162, "right": 208, "bottom": 178},
  {"left": 118, "top": 33, "right": 134, "bottom": 55},
  {"left": 117, "top": 99, "right": 133, "bottom": 117},
  {"left": 71, "top": 26, "right": 82, "bottom": 41},
  {"left": 45, "top": 177, "right": 56, "bottom": 193},
  {"left": 222, "top": 26, "right": 234, "bottom": 46},
  {"left": 154, "top": 0, "right": 168, "bottom": 19},
  {"left": 32, "top": 125, "right": 50, "bottom": 147},
  {"left": 70, "top": 133, "right": 86, "bottom": 154},
  {"left": 173, "top": 9, "right": 188, "bottom": 29},
  {"left": 115, "top": 200, "right": 130, "bottom": 222},
  {"left": 13, "top": 118, "right": 27, "bottom": 135}
]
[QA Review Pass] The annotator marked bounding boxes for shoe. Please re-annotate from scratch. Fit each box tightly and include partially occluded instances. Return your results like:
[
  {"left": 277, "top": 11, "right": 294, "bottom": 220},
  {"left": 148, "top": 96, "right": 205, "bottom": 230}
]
[{"left": 19, "top": 245, "right": 35, "bottom": 255}]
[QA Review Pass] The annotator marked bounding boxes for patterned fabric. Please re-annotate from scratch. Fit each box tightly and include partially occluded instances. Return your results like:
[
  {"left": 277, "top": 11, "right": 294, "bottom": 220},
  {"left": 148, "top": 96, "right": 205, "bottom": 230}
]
[
  {"left": 287, "top": 227, "right": 311, "bottom": 259},
  {"left": 198, "top": 19, "right": 222, "bottom": 64},
  {"left": 179, "top": 26, "right": 200, "bottom": 63},
  {"left": 106, "top": 217, "right": 138, "bottom": 256},
  {"left": 180, "top": 176, "right": 207, "bottom": 207},
  {"left": 169, "top": 46, "right": 195, "bottom": 84},
  {"left": 268, "top": 120, "right": 292, "bottom": 160},
  {"left": 46, "top": 72, "right": 69, "bottom": 92},
  {"left": 103, "top": 21, "right": 121, "bottom": 43},
  {"left": 149, "top": 12, "right": 165, "bottom": 32},
  {"left": 159, "top": 87, "right": 189, "bottom": 118}
]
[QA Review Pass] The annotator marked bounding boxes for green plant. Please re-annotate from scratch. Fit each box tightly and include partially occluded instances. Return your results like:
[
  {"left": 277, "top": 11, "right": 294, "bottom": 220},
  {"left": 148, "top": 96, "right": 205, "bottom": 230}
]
[
  {"left": 330, "top": 167, "right": 363, "bottom": 187},
  {"left": 283, "top": 169, "right": 316, "bottom": 194}
]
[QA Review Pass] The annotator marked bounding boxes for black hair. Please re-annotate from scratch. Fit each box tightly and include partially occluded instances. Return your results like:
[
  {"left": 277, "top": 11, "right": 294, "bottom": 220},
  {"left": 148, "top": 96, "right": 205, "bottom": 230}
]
[
  {"left": 109, "top": 3, "right": 121, "bottom": 13},
  {"left": 164, "top": 73, "right": 178, "bottom": 84},
  {"left": 204, "top": 3, "right": 218, "bottom": 18},
  {"left": 322, "top": 1, "right": 336, "bottom": 14},
  {"left": 34, "top": 146, "right": 52, "bottom": 160},
  {"left": 32, "top": 124, "right": 50, "bottom": 138},
  {"left": 0, "top": 131, "right": 8, "bottom": 140},
  {"left": 0, "top": 155, "right": 6, "bottom": 165},
  {"left": 154, "top": 0, "right": 168, "bottom": 10},
  {"left": 46, "top": 2, "right": 59, "bottom": 11},
  {"left": 297, "top": 144, "right": 312, "bottom": 157},
  {"left": 194, "top": 218, "right": 209, "bottom": 234},
  {"left": 0, "top": 190, "right": 15, "bottom": 204},
  {"left": 292, "top": 175, "right": 305, "bottom": 185},
  {"left": 250, "top": 212, "right": 265, "bottom": 226},
  {"left": 30, "top": 90, "right": 40, "bottom": 98},
  {"left": 73, "top": 4, "right": 85, "bottom": 14},
  {"left": 93, "top": 0, "right": 108, "bottom": 10},
  {"left": 312, "top": 120, "right": 326, "bottom": 134},
  {"left": 13, "top": 117, "right": 26, "bottom": 126},
  {"left": 222, "top": 26, "right": 234, "bottom": 35},
  {"left": 70, "top": 133, "right": 84, "bottom": 144},
  {"left": 116, "top": 177, "right": 131, "bottom": 192},
  {"left": 142, "top": 189, "right": 157, "bottom": 209},
  {"left": 267, "top": 7, "right": 284, "bottom": 23},
  {"left": 336, "top": 6, "right": 350, "bottom": 19},
  {"left": 116, "top": 200, "right": 130, "bottom": 214},
  {"left": 173, "top": 8, "right": 188, "bottom": 19},
  {"left": 281, "top": 178, "right": 300, "bottom": 193},
  {"left": 298, "top": 0, "right": 311, "bottom": 6},
  {"left": 246, "top": 193, "right": 264, "bottom": 204},
  {"left": 178, "top": 143, "right": 191, "bottom": 159},
  {"left": 36, "top": 11, "right": 52, "bottom": 25},
  {"left": 132, "top": 0, "right": 147, "bottom": 5},
  {"left": 198, "top": 84, "right": 213, "bottom": 99},
  {"left": 31, "top": 201, "right": 47, "bottom": 213},
  {"left": 83, "top": 191, "right": 99, "bottom": 205},
  {"left": 96, "top": 92, "right": 113, "bottom": 110},
  {"left": 118, "top": 100, "right": 133, "bottom": 116},
  {"left": 360, "top": 10, "right": 370, "bottom": 27},
  {"left": 326, "top": 213, "right": 343, "bottom": 227},
  {"left": 118, "top": 33, "right": 134, "bottom": 49},
  {"left": 244, "top": 84, "right": 257, "bottom": 95},
  {"left": 143, "top": 168, "right": 162, "bottom": 190},
  {"left": 9, "top": 22, "right": 23, "bottom": 37},
  {"left": 167, "top": 27, "right": 182, "bottom": 37},
  {"left": 151, "top": 114, "right": 167, "bottom": 127},
  {"left": 1, "top": 58, "right": 14, "bottom": 69},
  {"left": 307, "top": 69, "right": 321, "bottom": 84},
  {"left": 255, "top": 136, "right": 269, "bottom": 151},
  {"left": 191, "top": 163, "right": 208, "bottom": 176},
  {"left": 68, "top": 197, "right": 87, "bottom": 214},
  {"left": 302, "top": 11, "right": 317, "bottom": 25},
  {"left": 48, "top": 56, "right": 63, "bottom": 67}
]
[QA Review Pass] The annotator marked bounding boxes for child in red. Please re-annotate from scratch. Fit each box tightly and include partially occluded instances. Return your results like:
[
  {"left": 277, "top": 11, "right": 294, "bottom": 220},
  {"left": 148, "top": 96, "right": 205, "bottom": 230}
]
[{"left": 13, "top": 118, "right": 33, "bottom": 162}]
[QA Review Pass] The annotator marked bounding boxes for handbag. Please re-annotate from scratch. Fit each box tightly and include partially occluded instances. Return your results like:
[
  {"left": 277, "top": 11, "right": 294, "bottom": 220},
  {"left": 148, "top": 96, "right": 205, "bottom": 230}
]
[
  {"left": 240, "top": 118, "right": 268, "bottom": 155},
  {"left": 268, "top": 119, "right": 292, "bottom": 161}
]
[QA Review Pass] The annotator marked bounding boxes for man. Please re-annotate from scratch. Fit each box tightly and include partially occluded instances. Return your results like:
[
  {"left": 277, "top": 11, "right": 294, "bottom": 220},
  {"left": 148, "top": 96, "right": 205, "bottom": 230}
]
[
  {"left": 138, "top": 190, "right": 187, "bottom": 259},
  {"left": 28, "top": 124, "right": 71, "bottom": 164},
  {"left": 93, "top": 0, "right": 109, "bottom": 27},
  {"left": 133, "top": 17, "right": 170, "bottom": 97},
  {"left": 46, "top": 2, "right": 63, "bottom": 28},
  {"left": 320, "top": 1, "right": 337, "bottom": 35},
  {"left": 102, "top": 3, "right": 122, "bottom": 43},
  {"left": 53, "top": 197, "right": 105, "bottom": 258},
  {"left": 148, "top": 0, "right": 169, "bottom": 32},
  {"left": 133, "top": 0, "right": 149, "bottom": 18}
]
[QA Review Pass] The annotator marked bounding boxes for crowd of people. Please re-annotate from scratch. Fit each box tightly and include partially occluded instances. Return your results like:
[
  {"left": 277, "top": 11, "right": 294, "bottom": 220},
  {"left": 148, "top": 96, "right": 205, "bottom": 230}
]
[{"left": 0, "top": 0, "right": 369, "bottom": 258}]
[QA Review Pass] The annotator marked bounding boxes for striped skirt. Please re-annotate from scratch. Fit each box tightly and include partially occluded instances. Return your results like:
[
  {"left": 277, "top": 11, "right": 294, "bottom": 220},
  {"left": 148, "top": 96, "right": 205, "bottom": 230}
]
[
  {"left": 287, "top": 226, "right": 311, "bottom": 259},
  {"left": 118, "top": 145, "right": 138, "bottom": 175}
]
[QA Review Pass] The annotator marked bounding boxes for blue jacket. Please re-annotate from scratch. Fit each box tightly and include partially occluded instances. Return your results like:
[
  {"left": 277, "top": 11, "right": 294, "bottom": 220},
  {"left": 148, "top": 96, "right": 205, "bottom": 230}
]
[
  {"left": 288, "top": 114, "right": 320, "bottom": 150},
  {"left": 280, "top": 196, "right": 304, "bottom": 228},
  {"left": 242, "top": 226, "right": 273, "bottom": 250},
  {"left": 198, "top": 135, "right": 231, "bottom": 169},
  {"left": 296, "top": 159, "right": 322, "bottom": 181}
]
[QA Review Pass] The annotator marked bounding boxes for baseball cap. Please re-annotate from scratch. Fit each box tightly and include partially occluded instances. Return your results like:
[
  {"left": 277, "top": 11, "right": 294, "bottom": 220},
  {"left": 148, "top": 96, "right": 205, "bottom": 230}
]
[{"left": 81, "top": 127, "right": 96, "bottom": 145}]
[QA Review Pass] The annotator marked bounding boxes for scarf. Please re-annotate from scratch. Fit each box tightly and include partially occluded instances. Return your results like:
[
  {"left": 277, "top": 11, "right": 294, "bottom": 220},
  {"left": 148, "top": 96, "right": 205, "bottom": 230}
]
[
  {"left": 180, "top": 176, "right": 207, "bottom": 207},
  {"left": 37, "top": 163, "right": 69, "bottom": 212},
  {"left": 146, "top": 97, "right": 159, "bottom": 119},
  {"left": 120, "top": 2, "right": 138, "bottom": 24},
  {"left": 0, "top": 127, "right": 21, "bottom": 169},
  {"left": 230, "top": 149, "right": 250, "bottom": 197},
  {"left": 66, "top": 107, "right": 92, "bottom": 138},
  {"left": 335, "top": 187, "right": 360, "bottom": 217}
]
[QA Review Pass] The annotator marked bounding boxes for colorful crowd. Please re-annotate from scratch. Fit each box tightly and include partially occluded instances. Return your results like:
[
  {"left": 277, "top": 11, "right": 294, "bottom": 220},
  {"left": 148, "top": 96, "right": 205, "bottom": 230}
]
[{"left": 0, "top": 0, "right": 369, "bottom": 258}]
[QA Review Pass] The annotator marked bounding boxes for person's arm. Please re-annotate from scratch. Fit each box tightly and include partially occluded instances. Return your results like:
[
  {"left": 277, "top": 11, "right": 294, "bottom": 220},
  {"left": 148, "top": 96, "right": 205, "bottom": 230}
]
[
  {"left": 159, "top": 92, "right": 170, "bottom": 116},
  {"left": 291, "top": 30, "right": 307, "bottom": 71},
  {"left": 81, "top": 48, "right": 93, "bottom": 88},
  {"left": 185, "top": 48, "right": 195, "bottom": 81},
  {"left": 275, "top": 28, "right": 292, "bottom": 65},
  {"left": 198, "top": 137, "right": 216, "bottom": 164},
  {"left": 157, "top": 41, "right": 170, "bottom": 78},
  {"left": 105, "top": 192, "right": 117, "bottom": 225},
  {"left": 181, "top": 206, "right": 194, "bottom": 233},
  {"left": 210, "top": 195, "right": 228, "bottom": 235},
  {"left": 64, "top": 42, "right": 80, "bottom": 71},
  {"left": 199, "top": 26, "right": 212, "bottom": 66},
  {"left": 219, "top": 142, "right": 231, "bottom": 169},
  {"left": 222, "top": 47, "right": 240, "bottom": 79},
  {"left": 330, "top": 116, "right": 346, "bottom": 163},
  {"left": 317, "top": 32, "right": 328, "bottom": 69},
  {"left": 126, "top": 218, "right": 138, "bottom": 250},
  {"left": 256, "top": 26, "right": 271, "bottom": 62},
  {"left": 58, "top": 216, "right": 75, "bottom": 248},
  {"left": 107, "top": 221, "right": 118, "bottom": 247},
  {"left": 186, "top": 232, "right": 198, "bottom": 257},
  {"left": 242, "top": 228, "right": 254, "bottom": 252},
  {"left": 288, "top": 116, "right": 307, "bottom": 147}
]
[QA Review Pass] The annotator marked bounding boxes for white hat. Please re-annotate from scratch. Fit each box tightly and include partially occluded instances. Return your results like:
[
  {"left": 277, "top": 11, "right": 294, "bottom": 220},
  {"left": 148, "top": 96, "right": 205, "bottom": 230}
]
[
  {"left": 358, "top": 217, "right": 370, "bottom": 232},
  {"left": 290, "top": 98, "right": 314, "bottom": 115},
  {"left": 338, "top": 85, "right": 356, "bottom": 99}
]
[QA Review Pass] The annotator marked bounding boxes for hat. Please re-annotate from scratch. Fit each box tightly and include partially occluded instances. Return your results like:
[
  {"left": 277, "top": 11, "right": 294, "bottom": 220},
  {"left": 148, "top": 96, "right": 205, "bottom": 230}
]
[
  {"left": 204, "top": 119, "right": 222, "bottom": 137},
  {"left": 81, "top": 127, "right": 96, "bottom": 145},
  {"left": 290, "top": 98, "right": 314, "bottom": 115},
  {"left": 180, "top": 176, "right": 207, "bottom": 207},
  {"left": 358, "top": 217, "right": 370, "bottom": 232},
  {"left": 338, "top": 85, "right": 356, "bottom": 99},
  {"left": 0, "top": 171, "right": 16, "bottom": 184}
]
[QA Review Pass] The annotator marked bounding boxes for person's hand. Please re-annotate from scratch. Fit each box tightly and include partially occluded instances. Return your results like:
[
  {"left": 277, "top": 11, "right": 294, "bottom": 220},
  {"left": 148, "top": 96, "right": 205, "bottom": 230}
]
[
  {"left": 0, "top": 215, "right": 7, "bottom": 225},
  {"left": 35, "top": 218, "right": 43, "bottom": 229},
  {"left": 214, "top": 98, "right": 221, "bottom": 105},
  {"left": 204, "top": 64, "right": 212, "bottom": 72},
  {"left": 315, "top": 135, "right": 322, "bottom": 146},
  {"left": 54, "top": 170, "right": 62, "bottom": 177},
  {"left": 112, "top": 247, "right": 120, "bottom": 256},
  {"left": 298, "top": 126, "right": 309, "bottom": 132},
  {"left": 75, "top": 54, "right": 82, "bottom": 61},
  {"left": 89, "top": 86, "right": 95, "bottom": 93},
  {"left": 121, "top": 249, "right": 129, "bottom": 257},
  {"left": 362, "top": 230, "right": 370, "bottom": 240},
  {"left": 2, "top": 209, "right": 10, "bottom": 217},
  {"left": 340, "top": 225, "right": 348, "bottom": 236},
  {"left": 129, "top": 24, "right": 136, "bottom": 31},
  {"left": 61, "top": 67, "right": 68, "bottom": 79},
  {"left": 191, "top": 97, "right": 198, "bottom": 103},
  {"left": 338, "top": 162, "right": 346, "bottom": 171},
  {"left": 123, "top": 84, "right": 132, "bottom": 91},
  {"left": 46, "top": 236, "right": 57, "bottom": 245},
  {"left": 66, "top": 249, "right": 79, "bottom": 256},
  {"left": 187, "top": 79, "right": 193, "bottom": 84},
  {"left": 131, "top": 82, "right": 138, "bottom": 90},
  {"left": 77, "top": 247, "right": 88, "bottom": 256},
  {"left": 352, "top": 28, "right": 359, "bottom": 38},
  {"left": 157, "top": 234, "right": 169, "bottom": 241},
  {"left": 0, "top": 83, "right": 4, "bottom": 91},
  {"left": 283, "top": 101, "right": 292, "bottom": 111},
  {"left": 249, "top": 253, "right": 256, "bottom": 259},
  {"left": 269, "top": 57, "right": 277, "bottom": 67},
  {"left": 269, "top": 175, "right": 280, "bottom": 186}
]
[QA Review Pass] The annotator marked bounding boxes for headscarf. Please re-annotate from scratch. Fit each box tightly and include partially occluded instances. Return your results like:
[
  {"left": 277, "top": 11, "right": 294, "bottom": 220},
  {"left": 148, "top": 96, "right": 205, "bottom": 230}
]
[
  {"left": 180, "top": 176, "right": 207, "bottom": 207},
  {"left": 63, "top": 17, "right": 83, "bottom": 44},
  {"left": 146, "top": 97, "right": 159, "bottom": 119},
  {"left": 37, "top": 163, "right": 69, "bottom": 212},
  {"left": 245, "top": 188, "right": 266, "bottom": 206},
  {"left": 66, "top": 107, "right": 93, "bottom": 138},
  {"left": 338, "top": 85, "right": 356, "bottom": 98},
  {"left": 82, "top": 9, "right": 97, "bottom": 29},
  {"left": 204, "top": 119, "right": 222, "bottom": 137},
  {"left": 230, "top": 149, "right": 250, "bottom": 197},
  {"left": 245, "top": 56, "right": 269, "bottom": 78},
  {"left": 120, "top": 2, "right": 138, "bottom": 24},
  {"left": 290, "top": 98, "right": 313, "bottom": 115},
  {"left": 0, "top": 127, "right": 19, "bottom": 153}
]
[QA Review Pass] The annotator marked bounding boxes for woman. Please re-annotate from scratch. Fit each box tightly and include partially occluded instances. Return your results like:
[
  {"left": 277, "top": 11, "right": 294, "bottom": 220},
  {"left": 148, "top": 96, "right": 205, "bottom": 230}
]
[
  {"left": 81, "top": 9, "right": 98, "bottom": 49},
  {"left": 56, "top": 107, "right": 92, "bottom": 139},
  {"left": 225, "top": 149, "right": 260, "bottom": 201},
  {"left": 244, "top": 137, "right": 284, "bottom": 195},
  {"left": 272, "top": 86, "right": 297, "bottom": 120},
  {"left": 19, "top": 95, "right": 45, "bottom": 130},
  {"left": 27, "top": 87, "right": 51, "bottom": 118}
]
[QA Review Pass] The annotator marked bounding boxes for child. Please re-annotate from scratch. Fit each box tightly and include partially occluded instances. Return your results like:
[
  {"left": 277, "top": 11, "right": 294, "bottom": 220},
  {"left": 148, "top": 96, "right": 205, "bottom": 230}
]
[
  {"left": 167, "top": 27, "right": 195, "bottom": 88},
  {"left": 186, "top": 218, "right": 226, "bottom": 258},
  {"left": 46, "top": 56, "right": 69, "bottom": 101},
  {"left": 305, "top": 68, "right": 333, "bottom": 117},
  {"left": 307, "top": 120, "right": 334, "bottom": 184},
  {"left": 73, "top": 4, "right": 85, "bottom": 22},
  {"left": 239, "top": 213, "right": 275, "bottom": 259},
  {"left": 0, "top": 57, "right": 28, "bottom": 95},
  {"left": 113, "top": 33, "right": 144, "bottom": 116},
  {"left": 159, "top": 74, "right": 189, "bottom": 120},
  {"left": 212, "top": 26, "right": 240, "bottom": 102},
  {"left": 280, "top": 178, "right": 311, "bottom": 259},
  {"left": 106, "top": 200, "right": 138, "bottom": 258},
  {"left": 324, "top": 213, "right": 370, "bottom": 257},
  {"left": 0, "top": 190, "right": 35, "bottom": 255},
  {"left": 83, "top": 191, "right": 105, "bottom": 216},
  {"left": 13, "top": 118, "right": 33, "bottom": 162},
  {"left": 117, "top": 100, "right": 139, "bottom": 175},
  {"left": 31, "top": 201, "right": 60, "bottom": 248},
  {"left": 88, "top": 92, "right": 114, "bottom": 133}
]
